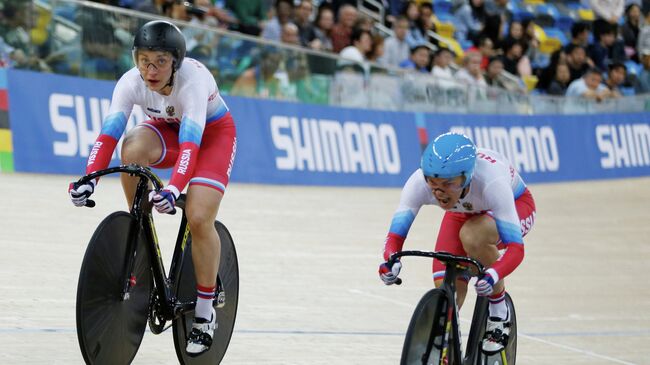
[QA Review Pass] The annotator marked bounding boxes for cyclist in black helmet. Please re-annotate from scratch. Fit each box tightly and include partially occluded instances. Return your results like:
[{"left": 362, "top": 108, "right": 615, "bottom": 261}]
[{"left": 69, "top": 20, "right": 237, "bottom": 357}]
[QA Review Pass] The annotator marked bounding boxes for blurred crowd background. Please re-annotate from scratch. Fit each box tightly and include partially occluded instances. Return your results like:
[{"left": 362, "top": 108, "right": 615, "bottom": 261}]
[{"left": 2, "top": 0, "right": 650, "bottom": 112}]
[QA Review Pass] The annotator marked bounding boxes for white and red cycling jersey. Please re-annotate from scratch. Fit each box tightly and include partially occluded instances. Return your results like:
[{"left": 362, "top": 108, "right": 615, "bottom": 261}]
[
  {"left": 86, "top": 57, "right": 231, "bottom": 194},
  {"left": 383, "top": 148, "right": 536, "bottom": 281}
]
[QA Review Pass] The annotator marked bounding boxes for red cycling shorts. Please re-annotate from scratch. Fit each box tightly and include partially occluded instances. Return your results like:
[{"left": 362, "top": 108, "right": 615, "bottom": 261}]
[
  {"left": 432, "top": 188, "right": 536, "bottom": 279},
  {"left": 141, "top": 112, "right": 237, "bottom": 193}
]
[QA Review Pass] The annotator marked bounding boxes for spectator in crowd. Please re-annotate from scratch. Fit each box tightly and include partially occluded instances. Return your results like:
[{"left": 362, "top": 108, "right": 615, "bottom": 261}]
[
  {"left": 367, "top": 33, "right": 385, "bottom": 64},
  {"left": 354, "top": 14, "right": 374, "bottom": 33},
  {"left": 566, "top": 66, "right": 612, "bottom": 101},
  {"left": 636, "top": 47, "right": 650, "bottom": 93},
  {"left": 339, "top": 27, "right": 372, "bottom": 72},
  {"left": 431, "top": 47, "right": 456, "bottom": 86},
  {"left": 587, "top": 22, "right": 627, "bottom": 72},
  {"left": 455, "top": 50, "right": 488, "bottom": 87},
  {"left": 537, "top": 49, "right": 567, "bottom": 91},
  {"left": 381, "top": 15, "right": 411, "bottom": 67},
  {"left": 418, "top": 2, "right": 439, "bottom": 45},
  {"left": 262, "top": 0, "right": 294, "bottom": 42},
  {"left": 399, "top": 43, "right": 431, "bottom": 73},
  {"left": 565, "top": 22, "right": 592, "bottom": 51},
  {"left": 468, "top": 36, "right": 496, "bottom": 70},
  {"left": 309, "top": 5, "right": 334, "bottom": 52},
  {"left": 603, "top": 61, "right": 627, "bottom": 96},
  {"left": 484, "top": 56, "right": 507, "bottom": 89},
  {"left": 500, "top": 20, "right": 523, "bottom": 50},
  {"left": 566, "top": 44, "right": 591, "bottom": 82},
  {"left": 522, "top": 19, "right": 542, "bottom": 69},
  {"left": 294, "top": 0, "right": 316, "bottom": 48},
  {"left": 546, "top": 63, "right": 571, "bottom": 96},
  {"left": 331, "top": 4, "right": 358, "bottom": 53},
  {"left": 281, "top": 22, "right": 301, "bottom": 45},
  {"left": 500, "top": 38, "right": 529, "bottom": 77},
  {"left": 620, "top": 1, "right": 643, "bottom": 61},
  {"left": 226, "top": 0, "right": 265, "bottom": 36},
  {"left": 454, "top": 0, "right": 488, "bottom": 43},
  {"left": 589, "top": 0, "right": 625, "bottom": 40},
  {"left": 232, "top": 48, "right": 284, "bottom": 98},
  {"left": 182, "top": 0, "right": 221, "bottom": 54},
  {"left": 403, "top": 1, "right": 427, "bottom": 48}
]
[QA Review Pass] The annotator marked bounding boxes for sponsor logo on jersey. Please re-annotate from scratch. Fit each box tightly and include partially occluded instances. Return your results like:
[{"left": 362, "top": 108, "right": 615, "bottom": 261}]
[
  {"left": 596, "top": 123, "right": 650, "bottom": 168},
  {"left": 166, "top": 106, "right": 175, "bottom": 116},
  {"left": 147, "top": 107, "right": 161, "bottom": 113},
  {"left": 226, "top": 137, "right": 237, "bottom": 178},
  {"left": 462, "top": 202, "right": 473, "bottom": 211},
  {"left": 270, "top": 116, "right": 401, "bottom": 174},
  {"left": 178, "top": 149, "right": 191, "bottom": 175}
]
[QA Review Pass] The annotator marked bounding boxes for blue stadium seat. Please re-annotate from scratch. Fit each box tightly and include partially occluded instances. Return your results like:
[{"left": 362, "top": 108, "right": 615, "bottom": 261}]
[
  {"left": 433, "top": 0, "right": 452, "bottom": 15},
  {"left": 556, "top": 15, "right": 575, "bottom": 32},
  {"left": 625, "top": 60, "right": 642, "bottom": 76},
  {"left": 535, "top": 3, "right": 560, "bottom": 27},
  {"left": 508, "top": 3, "right": 535, "bottom": 22},
  {"left": 543, "top": 27, "right": 569, "bottom": 46}
]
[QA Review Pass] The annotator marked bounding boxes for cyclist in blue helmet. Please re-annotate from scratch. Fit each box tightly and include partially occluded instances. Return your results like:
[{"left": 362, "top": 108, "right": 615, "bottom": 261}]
[{"left": 379, "top": 132, "right": 537, "bottom": 354}]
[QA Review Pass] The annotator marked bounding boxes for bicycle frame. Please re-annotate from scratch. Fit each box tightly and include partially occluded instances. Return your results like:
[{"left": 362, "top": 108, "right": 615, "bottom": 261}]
[
  {"left": 77, "top": 164, "right": 197, "bottom": 322},
  {"left": 388, "top": 251, "right": 490, "bottom": 365}
]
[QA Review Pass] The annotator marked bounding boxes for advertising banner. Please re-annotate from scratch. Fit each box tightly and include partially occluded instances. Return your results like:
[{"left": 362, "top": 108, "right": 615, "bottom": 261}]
[{"left": 6, "top": 69, "right": 650, "bottom": 187}]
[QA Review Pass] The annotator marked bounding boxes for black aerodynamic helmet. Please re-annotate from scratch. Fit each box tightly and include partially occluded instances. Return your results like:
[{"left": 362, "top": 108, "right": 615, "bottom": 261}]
[{"left": 132, "top": 20, "right": 186, "bottom": 70}]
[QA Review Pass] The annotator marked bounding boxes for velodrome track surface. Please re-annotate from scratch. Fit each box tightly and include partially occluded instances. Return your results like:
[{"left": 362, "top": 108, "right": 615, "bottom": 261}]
[{"left": 0, "top": 173, "right": 649, "bottom": 364}]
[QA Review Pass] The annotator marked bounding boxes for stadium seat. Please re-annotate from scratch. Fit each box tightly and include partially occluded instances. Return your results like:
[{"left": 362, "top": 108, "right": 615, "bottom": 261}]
[
  {"left": 577, "top": 8, "right": 595, "bottom": 21},
  {"left": 508, "top": 3, "right": 535, "bottom": 22},
  {"left": 523, "top": 75, "right": 539, "bottom": 91},
  {"left": 534, "top": 3, "right": 560, "bottom": 27},
  {"left": 540, "top": 27, "right": 567, "bottom": 53},
  {"left": 555, "top": 15, "right": 575, "bottom": 32},
  {"left": 625, "top": 60, "right": 642, "bottom": 76},
  {"left": 433, "top": 17, "right": 456, "bottom": 38},
  {"left": 433, "top": 0, "right": 452, "bottom": 15},
  {"left": 523, "top": 0, "right": 545, "bottom": 5}
]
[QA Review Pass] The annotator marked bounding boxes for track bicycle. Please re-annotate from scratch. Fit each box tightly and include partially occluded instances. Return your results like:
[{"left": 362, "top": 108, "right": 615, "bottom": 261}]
[
  {"left": 74, "top": 164, "right": 239, "bottom": 365},
  {"left": 387, "top": 251, "right": 517, "bottom": 365}
]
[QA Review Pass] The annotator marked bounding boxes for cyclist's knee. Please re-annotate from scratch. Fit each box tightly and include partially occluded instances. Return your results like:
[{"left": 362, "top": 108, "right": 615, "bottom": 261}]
[
  {"left": 459, "top": 218, "right": 498, "bottom": 255},
  {"left": 121, "top": 127, "right": 160, "bottom": 164}
]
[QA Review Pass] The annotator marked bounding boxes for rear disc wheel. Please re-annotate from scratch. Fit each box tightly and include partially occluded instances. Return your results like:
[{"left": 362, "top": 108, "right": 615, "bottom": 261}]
[{"left": 172, "top": 221, "right": 239, "bottom": 364}]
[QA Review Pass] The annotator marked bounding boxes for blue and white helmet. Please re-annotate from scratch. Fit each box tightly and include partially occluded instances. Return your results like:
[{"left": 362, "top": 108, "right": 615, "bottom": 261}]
[{"left": 421, "top": 132, "right": 477, "bottom": 188}]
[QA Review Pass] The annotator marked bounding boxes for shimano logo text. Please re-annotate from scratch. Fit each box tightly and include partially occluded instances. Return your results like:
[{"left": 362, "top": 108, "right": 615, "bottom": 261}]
[
  {"left": 451, "top": 126, "right": 559, "bottom": 172},
  {"left": 596, "top": 124, "right": 650, "bottom": 168},
  {"left": 271, "top": 116, "right": 401, "bottom": 174}
]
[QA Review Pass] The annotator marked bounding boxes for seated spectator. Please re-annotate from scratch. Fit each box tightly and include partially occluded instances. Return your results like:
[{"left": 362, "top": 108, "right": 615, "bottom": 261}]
[
  {"left": 590, "top": 0, "right": 625, "bottom": 41},
  {"left": 281, "top": 22, "right": 301, "bottom": 45},
  {"left": 455, "top": 50, "right": 488, "bottom": 87},
  {"left": 636, "top": 48, "right": 650, "bottom": 93},
  {"left": 565, "top": 22, "right": 591, "bottom": 51},
  {"left": 309, "top": 5, "right": 334, "bottom": 52},
  {"left": 604, "top": 61, "right": 627, "bottom": 97},
  {"left": 566, "top": 67, "right": 612, "bottom": 101},
  {"left": 537, "top": 49, "right": 567, "bottom": 91},
  {"left": 339, "top": 28, "right": 372, "bottom": 72},
  {"left": 566, "top": 44, "right": 591, "bottom": 83},
  {"left": 468, "top": 36, "right": 496, "bottom": 70},
  {"left": 231, "top": 48, "right": 284, "bottom": 98},
  {"left": 621, "top": 1, "right": 642, "bottom": 61},
  {"left": 399, "top": 43, "right": 431, "bottom": 73},
  {"left": 454, "top": 0, "right": 488, "bottom": 44},
  {"left": 418, "top": 2, "right": 439, "bottom": 45},
  {"left": 226, "top": 0, "right": 265, "bottom": 36},
  {"left": 484, "top": 56, "right": 507, "bottom": 89},
  {"left": 262, "top": 0, "right": 294, "bottom": 42},
  {"left": 431, "top": 47, "right": 456, "bottom": 87},
  {"left": 403, "top": 1, "right": 426, "bottom": 48},
  {"left": 331, "top": 4, "right": 358, "bottom": 53},
  {"left": 587, "top": 22, "right": 627, "bottom": 72},
  {"left": 367, "top": 34, "right": 385, "bottom": 64},
  {"left": 294, "top": 0, "right": 315, "bottom": 48},
  {"left": 499, "top": 38, "right": 531, "bottom": 77},
  {"left": 380, "top": 16, "right": 410, "bottom": 67},
  {"left": 547, "top": 63, "right": 571, "bottom": 96}
]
